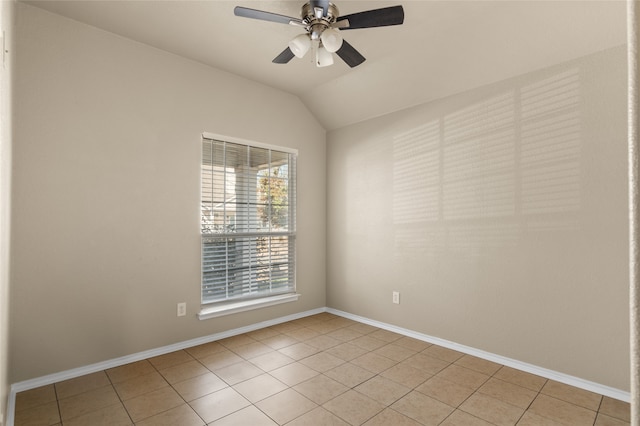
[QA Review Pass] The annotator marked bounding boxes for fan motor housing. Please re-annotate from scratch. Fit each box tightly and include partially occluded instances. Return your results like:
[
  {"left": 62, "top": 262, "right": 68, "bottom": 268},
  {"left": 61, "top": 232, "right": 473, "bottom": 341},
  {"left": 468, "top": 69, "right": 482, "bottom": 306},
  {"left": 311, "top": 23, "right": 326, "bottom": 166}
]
[{"left": 301, "top": 2, "right": 339, "bottom": 23}]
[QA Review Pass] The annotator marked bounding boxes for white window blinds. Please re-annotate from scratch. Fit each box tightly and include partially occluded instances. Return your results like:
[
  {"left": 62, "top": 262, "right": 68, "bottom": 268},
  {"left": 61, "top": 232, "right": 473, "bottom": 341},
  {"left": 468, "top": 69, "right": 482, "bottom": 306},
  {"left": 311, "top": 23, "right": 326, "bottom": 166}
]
[{"left": 201, "top": 137, "right": 297, "bottom": 304}]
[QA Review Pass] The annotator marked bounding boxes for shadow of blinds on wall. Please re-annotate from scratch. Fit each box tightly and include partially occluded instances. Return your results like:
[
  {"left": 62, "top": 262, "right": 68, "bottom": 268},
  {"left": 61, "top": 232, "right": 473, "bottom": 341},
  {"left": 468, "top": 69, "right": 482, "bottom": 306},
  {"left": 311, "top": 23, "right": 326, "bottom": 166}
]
[
  {"left": 389, "top": 67, "right": 582, "bottom": 254},
  {"left": 520, "top": 69, "right": 582, "bottom": 219},
  {"left": 443, "top": 92, "right": 517, "bottom": 221},
  {"left": 392, "top": 120, "right": 441, "bottom": 224}
]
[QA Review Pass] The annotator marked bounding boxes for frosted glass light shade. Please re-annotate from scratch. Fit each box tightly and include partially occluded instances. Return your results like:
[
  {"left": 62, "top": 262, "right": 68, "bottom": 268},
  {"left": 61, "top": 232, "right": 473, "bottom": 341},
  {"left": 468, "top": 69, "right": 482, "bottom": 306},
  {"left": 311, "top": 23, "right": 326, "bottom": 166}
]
[
  {"left": 320, "top": 28, "right": 343, "bottom": 53},
  {"left": 289, "top": 34, "right": 311, "bottom": 58},
  {"left": 316, "top": 46, "right": 334, "bottom": 67}
]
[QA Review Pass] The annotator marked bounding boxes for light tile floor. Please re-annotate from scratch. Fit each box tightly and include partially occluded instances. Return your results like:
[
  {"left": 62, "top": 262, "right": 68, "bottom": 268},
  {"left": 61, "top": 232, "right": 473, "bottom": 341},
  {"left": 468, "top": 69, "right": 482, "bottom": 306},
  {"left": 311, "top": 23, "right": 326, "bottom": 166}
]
[{"left": 14, "top": 312, "right": 631, "bottom": 425}]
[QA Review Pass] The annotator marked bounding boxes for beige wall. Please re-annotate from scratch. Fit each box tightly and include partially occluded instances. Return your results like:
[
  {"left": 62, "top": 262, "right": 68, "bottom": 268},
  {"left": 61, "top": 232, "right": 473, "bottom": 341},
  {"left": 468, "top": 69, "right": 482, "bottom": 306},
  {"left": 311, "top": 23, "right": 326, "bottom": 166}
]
[
  {"left": 8, "top": 0, "right": 630, "bottom": 398},
  {"left": 629, "top": 0, "right": 640, "bottom": 419},
  {"left": 10, "top": 3, "right": 326, "bottom": 383},
  {"left": 327, "top": 46, "right": 629, "bottom": 391},
  {"left": 1, "top": 0, "right": 14, "bottom": 420}
]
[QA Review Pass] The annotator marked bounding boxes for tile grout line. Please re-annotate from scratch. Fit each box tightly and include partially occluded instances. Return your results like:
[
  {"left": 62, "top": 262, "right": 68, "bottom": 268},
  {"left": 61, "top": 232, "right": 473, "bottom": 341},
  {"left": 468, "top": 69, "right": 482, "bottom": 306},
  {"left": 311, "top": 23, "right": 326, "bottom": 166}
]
[
  {"left": 13, "top": 314, "right": 631, "bottom": 426},
  {"left": 500, "top": 366, "right": 547, "bottom": 426},
  {"left": 280, "top": 325, "right": 516, "bottom": 426},
  {"left": 236, "top": 328, "right": 319, "bottom": 425},
  {"left": 426, "top": 357, "right": 493, "bottom": 425},
  {"left": 52, "top": 381, "right": 62, "bottom": 426},
  {"left": 179, "top": 350, "right": 237, "bottom": 425},
  {"left": 104, "top": 368, "right": 136, "bottom": 426},
  {"left": 159, "top": 357, "right": 209, "bottom": 426},
  {"left": 451, "top": 365, "right": 493, "bottom": 422},
  {"left": 592, "top": 395, "right": 604, "bottom": 426},
  {"left": 108, "top": 357, "right": 203, "bottom": 425}
]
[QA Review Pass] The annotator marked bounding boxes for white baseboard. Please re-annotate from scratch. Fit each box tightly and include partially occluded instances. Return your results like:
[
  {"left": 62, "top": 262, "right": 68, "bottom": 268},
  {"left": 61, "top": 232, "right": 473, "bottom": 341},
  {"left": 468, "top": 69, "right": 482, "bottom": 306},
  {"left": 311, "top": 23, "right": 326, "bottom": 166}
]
[
  {"left": 5, "top": 307, "right": 326, "bottom": 426},
  {"left": 6, "top": 306, "right": 630, "bottom": 426},
  {"left": 326, "top": 308, "right": 631, "bottom": 403}
]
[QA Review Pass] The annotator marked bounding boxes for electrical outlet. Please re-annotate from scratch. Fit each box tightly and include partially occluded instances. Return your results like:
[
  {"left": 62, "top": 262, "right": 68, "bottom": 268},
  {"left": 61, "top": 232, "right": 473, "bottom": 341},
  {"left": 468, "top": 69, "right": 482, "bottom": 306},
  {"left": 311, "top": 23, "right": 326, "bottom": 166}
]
[
  {"left": 392, "top": 291, "right": 400, "bottom": 304},
  {"left": 177, "top": 302, "right": 186, "bottom": 317}
]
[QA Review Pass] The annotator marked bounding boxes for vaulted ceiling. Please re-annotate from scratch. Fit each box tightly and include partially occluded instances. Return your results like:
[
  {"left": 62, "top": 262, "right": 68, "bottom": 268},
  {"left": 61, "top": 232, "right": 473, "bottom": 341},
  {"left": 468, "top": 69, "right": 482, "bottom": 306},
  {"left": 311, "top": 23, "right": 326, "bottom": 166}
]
[{"left": 24, "top": 0, "right": 627, "bottom": 130}]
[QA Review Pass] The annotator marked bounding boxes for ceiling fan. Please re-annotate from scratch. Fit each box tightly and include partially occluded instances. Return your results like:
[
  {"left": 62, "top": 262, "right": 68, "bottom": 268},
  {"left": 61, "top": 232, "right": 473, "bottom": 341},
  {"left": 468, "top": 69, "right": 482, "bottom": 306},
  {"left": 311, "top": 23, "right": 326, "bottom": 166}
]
[{"left": 234, "top": 1, "right": 404, "bottom": 68}]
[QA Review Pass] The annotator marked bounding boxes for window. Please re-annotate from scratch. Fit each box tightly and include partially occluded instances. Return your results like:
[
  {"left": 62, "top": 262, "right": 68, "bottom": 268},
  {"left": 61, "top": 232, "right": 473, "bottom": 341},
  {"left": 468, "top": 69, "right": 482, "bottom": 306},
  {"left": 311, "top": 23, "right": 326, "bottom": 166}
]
[{"left": 201, "top": 135, "right": 297, "bottom": 309}]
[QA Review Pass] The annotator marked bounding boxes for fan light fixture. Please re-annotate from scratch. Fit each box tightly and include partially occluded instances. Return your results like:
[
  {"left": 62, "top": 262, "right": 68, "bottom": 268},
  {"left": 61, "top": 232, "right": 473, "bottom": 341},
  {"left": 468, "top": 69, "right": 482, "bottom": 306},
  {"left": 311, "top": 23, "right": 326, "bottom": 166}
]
[
  {"left": 289, "top": 33, "right": 338, "bottom": 67},
  {"left": 315, "top": 46, "right": 334, "bottom": 67},
  {"left": 320, "top": 28, "right": 343, "bottom": 53},
  {"left": 289, "top": 34, "right": 311, "bottom": 58}
]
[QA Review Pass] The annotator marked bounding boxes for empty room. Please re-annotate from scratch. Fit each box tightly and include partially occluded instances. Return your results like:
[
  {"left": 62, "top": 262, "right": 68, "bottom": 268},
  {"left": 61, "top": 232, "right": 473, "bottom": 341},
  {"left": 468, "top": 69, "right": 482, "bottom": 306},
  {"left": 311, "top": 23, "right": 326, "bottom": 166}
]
[{"left": 0, "top": 0, "right": 638, "bottom": 425}]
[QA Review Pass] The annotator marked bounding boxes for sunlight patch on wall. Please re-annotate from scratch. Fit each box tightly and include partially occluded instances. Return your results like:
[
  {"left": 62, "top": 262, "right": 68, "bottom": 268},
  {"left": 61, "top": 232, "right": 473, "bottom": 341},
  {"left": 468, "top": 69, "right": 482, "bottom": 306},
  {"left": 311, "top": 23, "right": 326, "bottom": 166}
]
[
  {"left": 443, "top": 92, "right": 516, "bottom": 220},
  {"left": 521, "top": 69, "right": 582, "bottom": 215},
  {"left": 345, "top": 137, "right": 391, "bottom": 233},
  {"left": 392, "top": 120, "right": 440, "bottom": 224},
  {"left": 389, "top": 67, "right": 583, "bottom": 252}
]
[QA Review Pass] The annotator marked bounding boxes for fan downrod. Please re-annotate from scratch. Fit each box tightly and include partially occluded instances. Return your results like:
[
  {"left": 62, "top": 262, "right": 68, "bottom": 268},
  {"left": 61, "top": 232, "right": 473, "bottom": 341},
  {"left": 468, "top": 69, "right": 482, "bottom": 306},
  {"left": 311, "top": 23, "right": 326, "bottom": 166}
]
[{"left": 301, "top": 2, "right": 339, "bottom": 39}]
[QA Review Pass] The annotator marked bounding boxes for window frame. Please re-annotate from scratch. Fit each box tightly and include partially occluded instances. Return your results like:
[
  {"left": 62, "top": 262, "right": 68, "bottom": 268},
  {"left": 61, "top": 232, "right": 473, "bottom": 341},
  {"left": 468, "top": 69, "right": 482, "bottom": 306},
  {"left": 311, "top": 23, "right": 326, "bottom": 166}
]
[{"left": 198, "top": 133, "right": 299, "bottom": 319}]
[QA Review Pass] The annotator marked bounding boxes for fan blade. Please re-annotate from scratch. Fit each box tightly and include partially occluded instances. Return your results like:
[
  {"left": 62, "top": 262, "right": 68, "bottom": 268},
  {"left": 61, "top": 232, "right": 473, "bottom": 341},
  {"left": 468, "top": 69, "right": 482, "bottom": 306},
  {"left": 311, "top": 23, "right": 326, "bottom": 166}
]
[
  {"left": 337, "top": 5, "right": 404, "bottom": 30},
  {"left": 234, "top": 6, "right": 304, "bottom": 26},
  {"left": 273, "top": 47, "right": 296, "bottom": 64},
  {"left": 335, "top": 40, "right": 365, "bottom": 68}
]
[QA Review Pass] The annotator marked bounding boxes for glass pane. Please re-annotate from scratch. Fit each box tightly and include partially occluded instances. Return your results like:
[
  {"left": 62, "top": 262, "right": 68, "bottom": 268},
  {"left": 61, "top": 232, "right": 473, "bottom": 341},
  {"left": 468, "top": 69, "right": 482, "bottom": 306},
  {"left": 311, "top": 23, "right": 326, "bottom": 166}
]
[
  {"left": 255, "top": 171, "right": 289, "bottom": 232},
  {"left": 202, "top": 234, "right": 295, "bottom": 303},
  {"left": 202, "top": 138, "right": 296, "bottom": 304},
  {"left": 250, "top": 146, "right": 270, "bottom": 169}
]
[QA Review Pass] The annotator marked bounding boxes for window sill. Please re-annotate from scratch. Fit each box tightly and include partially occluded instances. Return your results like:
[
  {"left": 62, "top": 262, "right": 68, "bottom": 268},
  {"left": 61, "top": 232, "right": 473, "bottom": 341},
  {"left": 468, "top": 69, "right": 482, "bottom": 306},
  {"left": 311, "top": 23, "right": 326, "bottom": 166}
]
[{"left": 197, "top": 293, "right": 301, "bottom": 320}]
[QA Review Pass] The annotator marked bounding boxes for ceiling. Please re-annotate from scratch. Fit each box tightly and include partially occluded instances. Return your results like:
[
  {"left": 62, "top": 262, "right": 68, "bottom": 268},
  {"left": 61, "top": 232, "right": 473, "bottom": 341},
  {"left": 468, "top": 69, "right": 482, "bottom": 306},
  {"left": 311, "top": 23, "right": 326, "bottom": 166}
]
[{"left": 24, "top": 0, "right": 627, "bottom": 130}]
